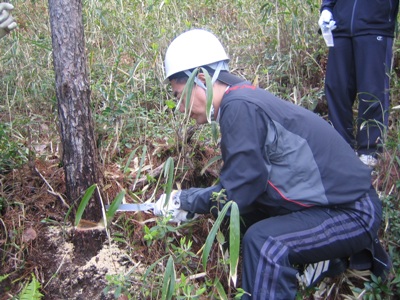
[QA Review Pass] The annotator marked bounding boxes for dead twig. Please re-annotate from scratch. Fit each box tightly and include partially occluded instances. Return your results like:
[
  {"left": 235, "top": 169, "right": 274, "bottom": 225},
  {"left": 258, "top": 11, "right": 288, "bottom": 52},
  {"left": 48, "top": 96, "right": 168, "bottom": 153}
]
[
  {"left": 132, "top": 161, "right": 166, "bottom": 191},
  {"left": 34, "top": 167, "right": 70, "bottom": 209}
]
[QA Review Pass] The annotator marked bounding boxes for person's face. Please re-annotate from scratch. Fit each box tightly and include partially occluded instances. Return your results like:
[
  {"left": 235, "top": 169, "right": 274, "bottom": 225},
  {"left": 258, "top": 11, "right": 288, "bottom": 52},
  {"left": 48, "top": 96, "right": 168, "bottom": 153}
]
[{"left": 170, "top": 78, "right": 208, "bottom": 124}]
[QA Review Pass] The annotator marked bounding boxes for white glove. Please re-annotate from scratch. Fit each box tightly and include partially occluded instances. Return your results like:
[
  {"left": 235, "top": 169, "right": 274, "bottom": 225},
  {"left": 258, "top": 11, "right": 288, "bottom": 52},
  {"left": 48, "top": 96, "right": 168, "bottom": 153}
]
[
  {"left": 0, "top": 3, "right": 17, "bottom": 39},
  {"left": 318, "top": 9, "right": 336, "bottom": 31},
  {"left": 154, "top": 190, "right": 195, "bottom": 223}
]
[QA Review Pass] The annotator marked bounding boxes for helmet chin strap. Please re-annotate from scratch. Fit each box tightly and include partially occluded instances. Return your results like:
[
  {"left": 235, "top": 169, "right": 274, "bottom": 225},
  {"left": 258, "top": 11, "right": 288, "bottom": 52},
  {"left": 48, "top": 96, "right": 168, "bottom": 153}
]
[{"left": 183, "top": 61, "right": 225, "bottom": 121}]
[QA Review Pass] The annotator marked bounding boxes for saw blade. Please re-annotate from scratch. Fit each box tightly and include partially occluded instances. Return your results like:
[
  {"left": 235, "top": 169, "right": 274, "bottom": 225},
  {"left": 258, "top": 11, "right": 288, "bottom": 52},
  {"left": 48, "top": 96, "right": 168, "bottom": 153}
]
[{"left": 105, "top": 203, "right": 155, "bottom": 212}]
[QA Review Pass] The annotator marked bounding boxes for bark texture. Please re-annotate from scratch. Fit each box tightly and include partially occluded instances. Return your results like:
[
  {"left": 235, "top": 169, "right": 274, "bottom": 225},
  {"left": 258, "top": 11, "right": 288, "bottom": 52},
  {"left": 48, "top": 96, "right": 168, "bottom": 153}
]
[{"left": 48, "top": 0, "right": 101, "bottom": 223}]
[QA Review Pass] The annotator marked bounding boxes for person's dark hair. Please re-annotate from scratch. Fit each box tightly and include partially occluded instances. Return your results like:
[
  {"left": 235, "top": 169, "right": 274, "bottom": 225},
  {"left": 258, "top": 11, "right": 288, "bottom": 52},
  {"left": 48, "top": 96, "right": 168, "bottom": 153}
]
[
  {"left": 168, "top": 66, "right": 216, "bottom": 83},
  {"left": 168, "top": 71, "right": 189, "bottom": 83}
]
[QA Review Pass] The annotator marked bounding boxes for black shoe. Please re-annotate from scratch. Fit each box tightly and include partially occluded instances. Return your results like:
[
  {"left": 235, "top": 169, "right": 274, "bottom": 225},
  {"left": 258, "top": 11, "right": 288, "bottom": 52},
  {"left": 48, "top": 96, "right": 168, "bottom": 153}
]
[{"left": 371, "top": 239, "right": 392, "bottom": 281}]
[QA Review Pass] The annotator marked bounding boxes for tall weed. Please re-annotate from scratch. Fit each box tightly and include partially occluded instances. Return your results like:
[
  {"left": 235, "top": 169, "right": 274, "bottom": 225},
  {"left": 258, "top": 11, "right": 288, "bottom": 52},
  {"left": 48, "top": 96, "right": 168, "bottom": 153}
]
[{"left": 1, "top": 0, "right": 399, "bottom": 298}]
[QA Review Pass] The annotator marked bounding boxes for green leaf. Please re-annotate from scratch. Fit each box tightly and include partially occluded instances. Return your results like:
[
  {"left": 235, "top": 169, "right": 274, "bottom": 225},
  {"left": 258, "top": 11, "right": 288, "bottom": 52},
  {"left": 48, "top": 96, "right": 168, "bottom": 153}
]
[
  {"left": 112, "top": 237, "right": 126, "bottom": 243},
  {"left": 202, "top": 200, "right": 232, "bottom": 269},
  {"left": 229, "top": 201, "right": 240, "bottom": 286},
  {"left": 123, "top": 146, "right": 139, "bottom": 174},
  {"left": 216, "top": 230, "right": 225, "bottom": 244},
  {"left": 211, "top": 121, "right": 219, "bottom": 144},
  {"left": 105, "top": 190, "right": 125, "bottom": 225},
  {"left": 163, "top": 157, "right": 175, "bottom": 207},
  {"left": 200, "top": 67, "right": 213, "bottom": 123},
  {"left": 161, "top": 256, "right": 176, "bottom": 300},
  {"left": 200, "top": 155, "right": 222, "bottom": 175},
  {"left": 19, "top": 273, "right": 43, "bottom": 300},
  {"left": 142, "top": 254, "right": 168, "bottom": 285},
  {"left": 0, "top": 274, "right": 9, "bottom": 283},
  {"left": 178, "top": 68, "right": 199, "bottom": 115},
  {"left": 214, "top": 278, "right": 228, "bottom": 300},
  {"left": 64, "top": 204, "right": 74, "bottom": 223},
  {"left": 74, "top": 184, "right": 97, "bottom": 227},
  {"left": 165, "top": 99, "right": 176, "bottom": 109}
]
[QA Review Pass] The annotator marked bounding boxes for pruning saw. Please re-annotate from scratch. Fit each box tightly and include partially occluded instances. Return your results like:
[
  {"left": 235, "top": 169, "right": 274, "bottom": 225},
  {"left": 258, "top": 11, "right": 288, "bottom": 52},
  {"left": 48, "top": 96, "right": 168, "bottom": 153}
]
[{"left": 105, "top": 202, "right": 155, "bottom": 212}]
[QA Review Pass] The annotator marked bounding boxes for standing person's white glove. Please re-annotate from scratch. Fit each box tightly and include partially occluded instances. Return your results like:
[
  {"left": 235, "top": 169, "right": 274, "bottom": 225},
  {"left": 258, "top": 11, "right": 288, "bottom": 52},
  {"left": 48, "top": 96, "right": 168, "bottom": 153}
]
[
  {"left": 318, "top": 9, "right": 336, "bottom": 31},
  {"left": 0, "top": 3, "right": 17, "bottom": 39},
  {"left": 154, "top": 190, "right": 197, "bottom": 223}
]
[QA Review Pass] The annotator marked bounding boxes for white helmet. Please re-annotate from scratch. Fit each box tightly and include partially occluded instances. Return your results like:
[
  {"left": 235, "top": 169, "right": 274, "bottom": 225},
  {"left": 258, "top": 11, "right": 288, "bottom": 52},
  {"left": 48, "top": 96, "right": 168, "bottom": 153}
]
[{"left": 164, "top": 29, "right": 229, "bottom": 83}]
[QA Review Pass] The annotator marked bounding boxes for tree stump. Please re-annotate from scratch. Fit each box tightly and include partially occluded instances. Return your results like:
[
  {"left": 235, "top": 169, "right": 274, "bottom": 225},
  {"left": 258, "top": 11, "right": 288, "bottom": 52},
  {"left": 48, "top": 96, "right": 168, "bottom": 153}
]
[{"left": 71, "top": 221, "right": 107, "bottom": 265}]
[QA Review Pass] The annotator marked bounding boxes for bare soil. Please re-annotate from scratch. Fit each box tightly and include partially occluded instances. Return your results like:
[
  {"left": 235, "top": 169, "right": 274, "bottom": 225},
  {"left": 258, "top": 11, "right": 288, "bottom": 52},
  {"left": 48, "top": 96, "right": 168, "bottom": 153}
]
[{"left": 0, "top": 161, "right": 120, "bottom": 299}]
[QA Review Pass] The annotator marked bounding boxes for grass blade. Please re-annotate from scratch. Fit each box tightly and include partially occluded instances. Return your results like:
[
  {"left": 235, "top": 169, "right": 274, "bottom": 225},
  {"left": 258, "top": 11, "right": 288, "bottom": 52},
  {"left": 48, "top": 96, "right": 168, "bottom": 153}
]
[
  {"left": 131, "top": 145, "right": 147, "bottom": 191},
  {"left": 214, "top": 278, "right": 228, "bottom": 300},
  {"left": 123, "top": 146, "right": 139, "bottom": 174},
  {"left": 229, "top": 201, "right": 240, "bottom": 286},
  {"left": 200, "top": 67, "right": 213, "bottom": 123},
  {"left": 178, "top": 68, "right": 199, "bottom": 114},
  {"left": 74, "top": 184, "right": 97, "bottom": 227},
  {"left": 161, "top": 256, "right": 176, "bottom": 300},
  {"left": 105, "top": 190, "right": 125, "bottom": 225},
  {"left": 163, "top": 157, "right": 175, "bottom": 206},
  {"left": 202, "top": 200, "right": 232, "bottom": 269},
  {"left": 200, "top": 155, "right": 222, "bottom": 175}
]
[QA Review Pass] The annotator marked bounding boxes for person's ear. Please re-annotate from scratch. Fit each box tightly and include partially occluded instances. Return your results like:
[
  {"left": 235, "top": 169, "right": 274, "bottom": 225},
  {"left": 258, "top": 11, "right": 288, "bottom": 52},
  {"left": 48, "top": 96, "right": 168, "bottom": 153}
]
[{"left": 197, "top": 72, "right": 207, "bottom": 85}]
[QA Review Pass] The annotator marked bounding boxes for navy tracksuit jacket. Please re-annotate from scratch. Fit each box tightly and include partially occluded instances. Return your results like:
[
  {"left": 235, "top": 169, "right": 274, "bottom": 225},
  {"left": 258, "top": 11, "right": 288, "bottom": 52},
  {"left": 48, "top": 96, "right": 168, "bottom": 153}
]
[
  {"left": 179, "top": 80, "right": 390, "bottom": 299},
  {"left": 321, "top": 0, "right": 399, "bottom": 155}
]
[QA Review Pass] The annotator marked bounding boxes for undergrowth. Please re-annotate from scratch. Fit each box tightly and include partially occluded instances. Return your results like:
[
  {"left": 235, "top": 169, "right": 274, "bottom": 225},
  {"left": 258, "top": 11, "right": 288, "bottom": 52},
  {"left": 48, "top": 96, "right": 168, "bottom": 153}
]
[{"left": 0, "top": 0, "right": 399, "bottom": 299}]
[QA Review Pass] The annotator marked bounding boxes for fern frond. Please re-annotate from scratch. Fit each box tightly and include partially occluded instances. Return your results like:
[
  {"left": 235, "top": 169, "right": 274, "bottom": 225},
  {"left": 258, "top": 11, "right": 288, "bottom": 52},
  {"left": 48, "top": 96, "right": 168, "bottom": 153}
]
[{"left": 19, "top": 273, "right": 44, "bottom": 300}]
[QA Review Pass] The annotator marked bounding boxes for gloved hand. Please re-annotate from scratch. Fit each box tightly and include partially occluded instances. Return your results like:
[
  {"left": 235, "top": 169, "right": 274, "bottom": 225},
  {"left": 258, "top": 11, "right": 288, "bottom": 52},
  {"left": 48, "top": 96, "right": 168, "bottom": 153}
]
[
  {"left": 154, "top": 190, "right": 196, "bottom": 223},
  {"left": 318, "top": 9, "right": 336, "bottom": 31},
  {"left": 0, "top": 3, "right": 17, "bottom": 39}
]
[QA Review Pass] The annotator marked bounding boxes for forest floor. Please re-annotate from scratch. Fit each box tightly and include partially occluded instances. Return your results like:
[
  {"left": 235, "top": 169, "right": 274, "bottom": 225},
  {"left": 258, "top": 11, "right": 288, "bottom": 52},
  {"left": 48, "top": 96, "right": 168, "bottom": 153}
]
[
  {"left": 0, "top": 131, "right": 398, "bottom": 299},
  {"left": 0, "top": 159, "right": 128, "bottom": 299},
  {"left": 0, "top": 142, "right": 221, "bottom": 299}
]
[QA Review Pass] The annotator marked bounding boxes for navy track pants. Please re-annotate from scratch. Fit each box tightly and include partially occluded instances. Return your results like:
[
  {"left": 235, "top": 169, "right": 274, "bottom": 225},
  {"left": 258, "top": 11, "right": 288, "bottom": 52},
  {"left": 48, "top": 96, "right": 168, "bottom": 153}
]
[
  {"left": 240, "top": 187, "right": 382, "bottom": 299},
  {"left": 325, "top": 35, "right": 393, "bottom": 155}
]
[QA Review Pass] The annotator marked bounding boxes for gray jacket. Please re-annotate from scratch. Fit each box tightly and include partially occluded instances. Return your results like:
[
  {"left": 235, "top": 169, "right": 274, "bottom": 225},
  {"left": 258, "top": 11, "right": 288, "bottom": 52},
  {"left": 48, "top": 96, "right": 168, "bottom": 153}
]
[{"left": 180, "top": 82, "right": 372, "bottom": 215}]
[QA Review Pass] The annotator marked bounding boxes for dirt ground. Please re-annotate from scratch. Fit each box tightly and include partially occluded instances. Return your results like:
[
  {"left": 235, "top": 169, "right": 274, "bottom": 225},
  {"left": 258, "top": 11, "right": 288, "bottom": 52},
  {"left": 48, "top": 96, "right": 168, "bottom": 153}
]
[
  {"left": 0, "top": 161, "right": 122, "bottom": 299},
  {"left": 0, "top": 141, "right": 221, "bottom": 300}
]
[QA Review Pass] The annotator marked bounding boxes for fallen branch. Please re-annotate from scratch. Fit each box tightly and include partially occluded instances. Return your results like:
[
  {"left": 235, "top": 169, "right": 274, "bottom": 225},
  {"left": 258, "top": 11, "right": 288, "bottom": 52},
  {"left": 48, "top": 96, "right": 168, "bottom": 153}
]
[
  {"left": 34, "top": 167, "right": 70, "bottom": 209},
  {"left": 131, "top": 161, "right": 165, "bottom": 191}
]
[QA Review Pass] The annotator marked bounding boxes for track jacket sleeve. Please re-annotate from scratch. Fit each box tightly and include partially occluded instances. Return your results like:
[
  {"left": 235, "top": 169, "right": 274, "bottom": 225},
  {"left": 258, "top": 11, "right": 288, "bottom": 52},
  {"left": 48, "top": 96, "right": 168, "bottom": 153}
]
[
  {"left": 321, "top": 0, "right": 336, "bottom": 12},
  {"left": 179, "top": 98, "right": 271, "bottom": 215},
  {"left": 218, "top": 99, "right": 270, "bottom": 214}
]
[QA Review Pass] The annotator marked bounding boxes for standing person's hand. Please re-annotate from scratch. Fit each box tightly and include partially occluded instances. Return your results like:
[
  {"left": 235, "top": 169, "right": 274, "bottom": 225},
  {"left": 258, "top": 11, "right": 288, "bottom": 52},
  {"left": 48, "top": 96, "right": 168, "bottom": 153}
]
[
  {"left": 318, "top": 9, "right": 336, "bottom": 31},
  {"left": 0, "top": 3, "right": 17, "bottom": 39}
]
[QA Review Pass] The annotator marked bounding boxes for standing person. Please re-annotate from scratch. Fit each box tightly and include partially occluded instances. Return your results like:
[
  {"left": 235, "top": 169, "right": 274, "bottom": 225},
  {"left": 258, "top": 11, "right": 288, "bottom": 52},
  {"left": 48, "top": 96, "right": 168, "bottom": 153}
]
[
  {"left": 154, "top": 29, "right": 391, "bottom": 299},
  {"left": 0, "top": 2, "right": 17, "bottom": 39},
  {"left": 318, "top": 0, "right": 399, "bottom": 167}
]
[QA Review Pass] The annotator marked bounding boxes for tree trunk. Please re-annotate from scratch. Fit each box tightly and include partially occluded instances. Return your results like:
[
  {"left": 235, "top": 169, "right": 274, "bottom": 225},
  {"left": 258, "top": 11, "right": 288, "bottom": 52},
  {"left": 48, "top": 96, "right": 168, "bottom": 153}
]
[{"left": 48, "top": 0, "right": 105, "bottom": 256}]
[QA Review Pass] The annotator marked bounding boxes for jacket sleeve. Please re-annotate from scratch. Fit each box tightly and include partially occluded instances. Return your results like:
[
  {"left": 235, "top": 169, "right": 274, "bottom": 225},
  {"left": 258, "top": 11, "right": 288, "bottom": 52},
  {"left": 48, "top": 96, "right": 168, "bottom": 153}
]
[
  {"left": 217, "top": 99, "right": 271, "bottom": 214},
  {"left": 179, "top": 184, "right": 224, "bottom": 214},
  {"left": 321, "top": 0, "right": 336, "bottom": 12},
  {"left": 179, "top": 99, "right": 272, "bottom": 215}
]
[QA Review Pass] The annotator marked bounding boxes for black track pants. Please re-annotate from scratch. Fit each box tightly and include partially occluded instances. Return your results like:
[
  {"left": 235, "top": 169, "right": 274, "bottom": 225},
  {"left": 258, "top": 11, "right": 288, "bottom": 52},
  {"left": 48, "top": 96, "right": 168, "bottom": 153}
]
[
  {"left": 241, "top": 187, "right": 382, "bottom": 299},
  {"left": 325, "top": 35, "right": 393, "bottom": 155}
]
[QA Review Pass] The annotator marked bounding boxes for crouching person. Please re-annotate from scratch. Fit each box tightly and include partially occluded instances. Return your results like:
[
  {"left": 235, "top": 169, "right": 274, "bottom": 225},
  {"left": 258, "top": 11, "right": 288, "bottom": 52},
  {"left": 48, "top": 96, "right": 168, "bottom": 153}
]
[{"left": 154, "top": 28, "right": 391, "bottom": 299}]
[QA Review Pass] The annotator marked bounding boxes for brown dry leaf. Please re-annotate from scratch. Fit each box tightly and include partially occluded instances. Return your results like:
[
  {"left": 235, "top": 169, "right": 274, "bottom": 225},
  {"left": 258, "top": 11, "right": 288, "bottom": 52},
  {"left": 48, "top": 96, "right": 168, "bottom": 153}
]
[{"left": 22, "top": 227, "right": 37, "bottom": 243}]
